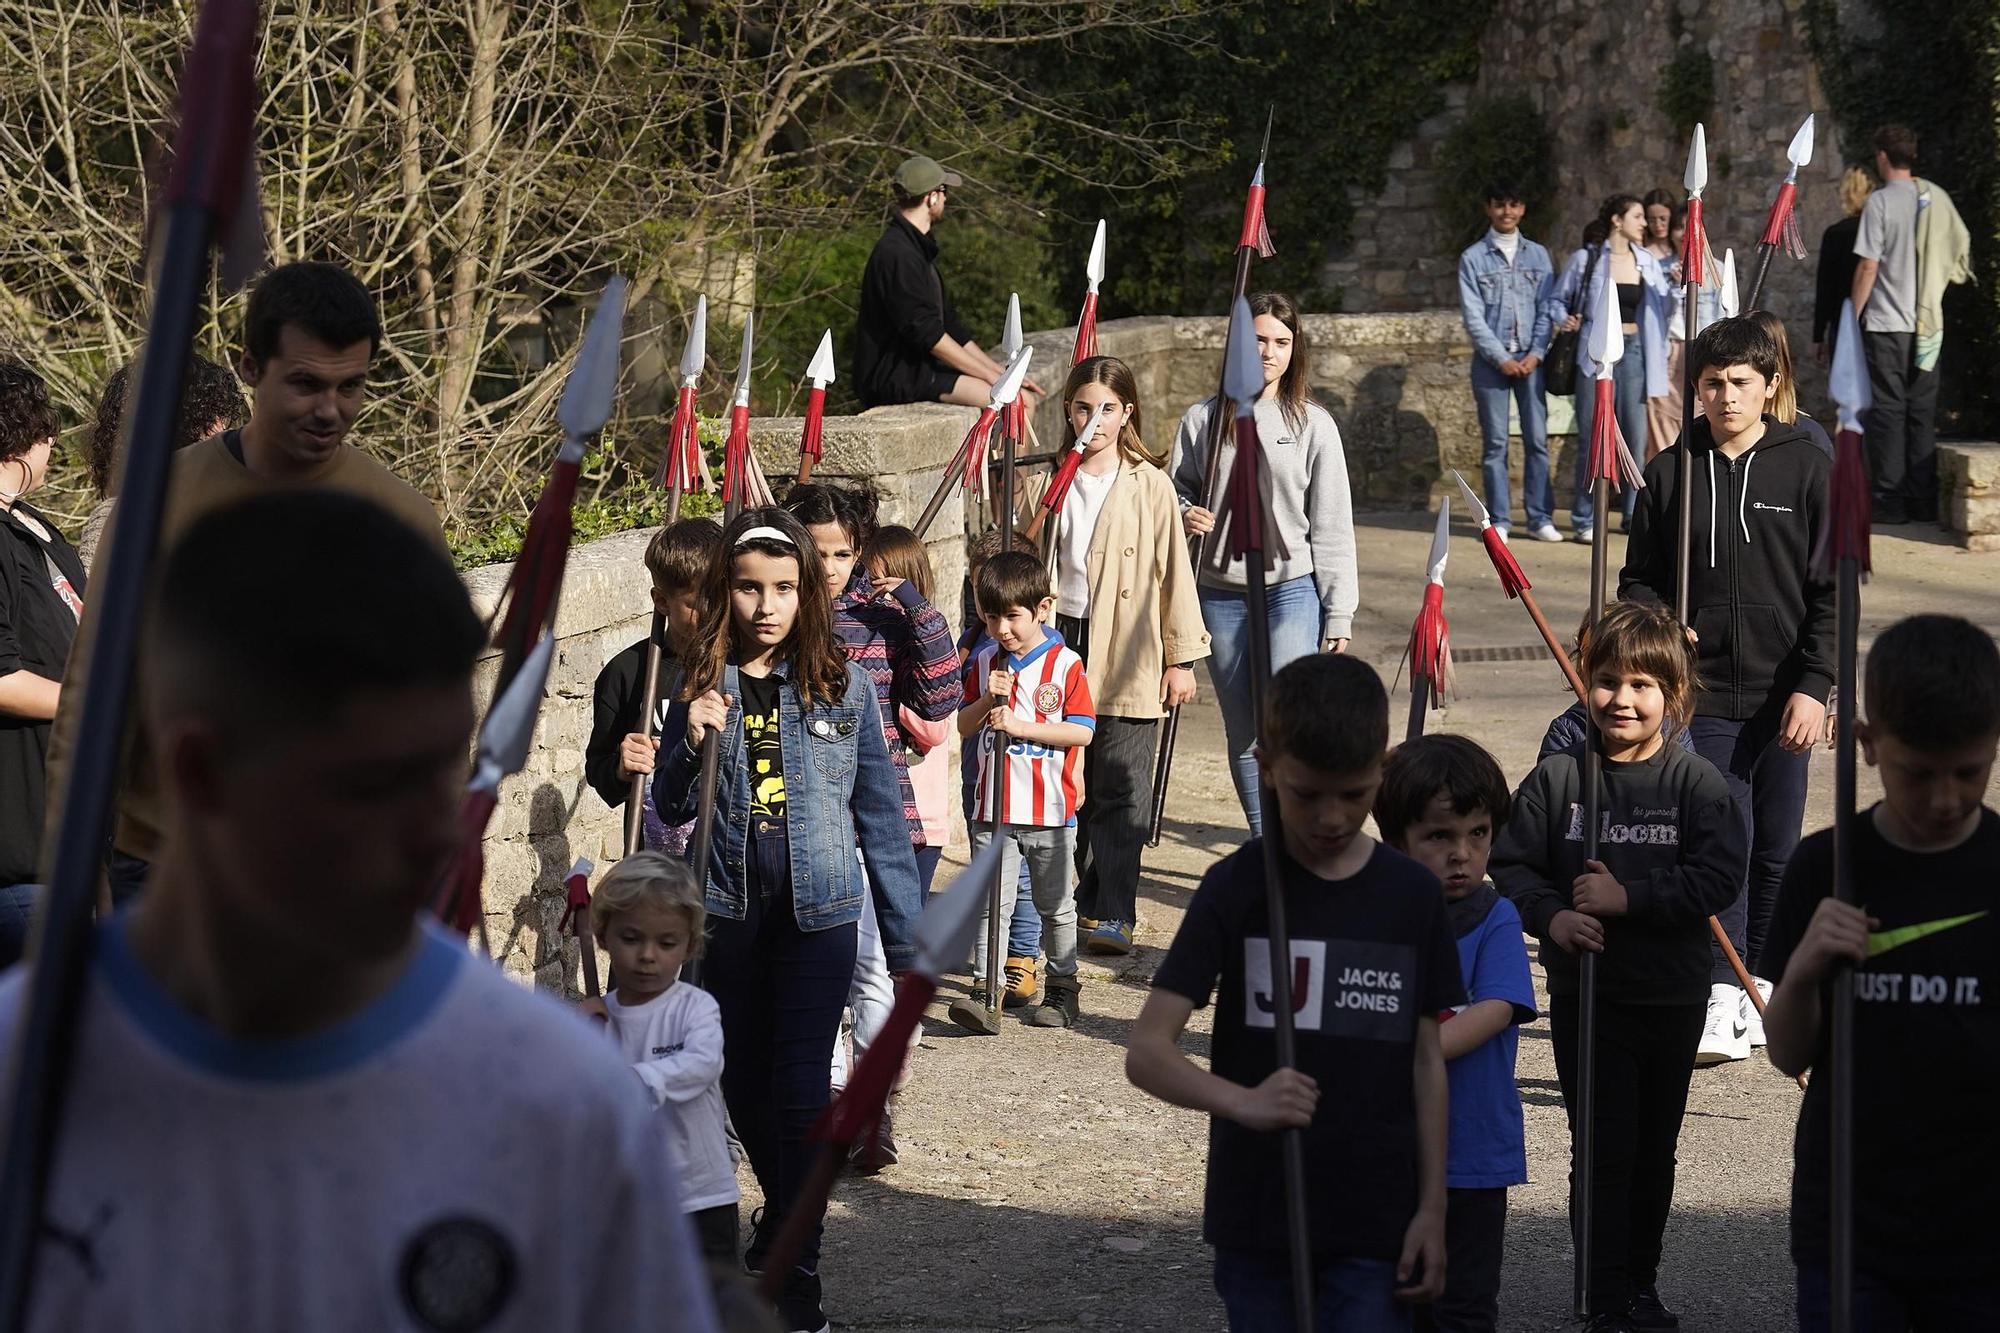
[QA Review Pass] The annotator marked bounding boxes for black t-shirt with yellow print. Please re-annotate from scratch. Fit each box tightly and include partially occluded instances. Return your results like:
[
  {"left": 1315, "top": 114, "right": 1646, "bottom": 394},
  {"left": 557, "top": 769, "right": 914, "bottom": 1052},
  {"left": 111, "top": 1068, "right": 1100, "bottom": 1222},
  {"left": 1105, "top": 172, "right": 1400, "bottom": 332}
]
[{"left": 739, "top": 672, "right": 785, "bottom": 820}]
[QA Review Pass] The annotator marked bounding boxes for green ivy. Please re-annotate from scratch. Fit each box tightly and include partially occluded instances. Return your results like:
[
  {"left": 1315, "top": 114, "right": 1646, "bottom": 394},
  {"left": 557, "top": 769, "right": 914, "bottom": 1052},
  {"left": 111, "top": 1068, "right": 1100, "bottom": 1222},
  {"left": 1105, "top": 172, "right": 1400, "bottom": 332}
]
[
  {"left": 1657, "top": 48, "right": 1715, "bottom": 140},
  {"left": 448, "top": 437, "right": 722, "bottom": 571},
  {"left": 1435, "top": 95, "right": 1557, "bottom": 250}
]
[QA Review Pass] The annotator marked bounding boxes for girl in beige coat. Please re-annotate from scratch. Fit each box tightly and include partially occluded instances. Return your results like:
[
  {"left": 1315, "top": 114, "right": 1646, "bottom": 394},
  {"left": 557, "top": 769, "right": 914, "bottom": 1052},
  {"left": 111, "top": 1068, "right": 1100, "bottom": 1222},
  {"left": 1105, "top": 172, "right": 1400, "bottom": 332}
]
[{"left": 1019, "top": 356, "right": 1210, "bottom": 954}]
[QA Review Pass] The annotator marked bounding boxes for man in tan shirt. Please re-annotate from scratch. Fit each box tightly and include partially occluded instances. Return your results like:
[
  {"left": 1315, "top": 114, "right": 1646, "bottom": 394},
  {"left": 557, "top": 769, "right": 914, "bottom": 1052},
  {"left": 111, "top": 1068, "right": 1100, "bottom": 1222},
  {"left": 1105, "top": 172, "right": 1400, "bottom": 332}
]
[{"left": 46, "top": 261, "right": 444, "bottom": 900}]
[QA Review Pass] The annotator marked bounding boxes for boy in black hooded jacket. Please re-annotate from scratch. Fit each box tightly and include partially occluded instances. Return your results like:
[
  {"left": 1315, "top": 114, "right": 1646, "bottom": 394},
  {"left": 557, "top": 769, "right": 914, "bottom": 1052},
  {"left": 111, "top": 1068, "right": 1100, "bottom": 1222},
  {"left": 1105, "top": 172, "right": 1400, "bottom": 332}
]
[{"left": 1618, "top": 315, "right": 1834, "bottom": 1067}]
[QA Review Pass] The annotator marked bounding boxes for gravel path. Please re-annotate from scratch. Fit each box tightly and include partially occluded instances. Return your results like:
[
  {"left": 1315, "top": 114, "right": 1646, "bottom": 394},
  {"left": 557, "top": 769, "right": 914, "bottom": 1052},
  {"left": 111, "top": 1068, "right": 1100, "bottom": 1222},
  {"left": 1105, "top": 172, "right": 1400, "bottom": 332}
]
[{"left": 768, "top": 515, "right": 2000, "bottom": 1331}]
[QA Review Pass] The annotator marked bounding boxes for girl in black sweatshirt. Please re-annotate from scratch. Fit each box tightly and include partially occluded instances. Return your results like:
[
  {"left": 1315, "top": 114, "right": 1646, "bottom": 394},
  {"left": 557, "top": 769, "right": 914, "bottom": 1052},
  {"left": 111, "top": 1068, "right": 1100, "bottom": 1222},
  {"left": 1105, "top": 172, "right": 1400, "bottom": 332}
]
[{"left": 1492, "top": 601, "right": 1745, "bottom": 1331}]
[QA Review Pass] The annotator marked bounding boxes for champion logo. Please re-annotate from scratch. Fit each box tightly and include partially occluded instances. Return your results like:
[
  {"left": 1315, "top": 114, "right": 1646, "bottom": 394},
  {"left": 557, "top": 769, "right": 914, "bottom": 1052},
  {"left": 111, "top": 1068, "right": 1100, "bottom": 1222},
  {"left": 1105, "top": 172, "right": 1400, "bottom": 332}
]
[{"left": 1750, "top": 501, "right": 1794, "bottom": 515}]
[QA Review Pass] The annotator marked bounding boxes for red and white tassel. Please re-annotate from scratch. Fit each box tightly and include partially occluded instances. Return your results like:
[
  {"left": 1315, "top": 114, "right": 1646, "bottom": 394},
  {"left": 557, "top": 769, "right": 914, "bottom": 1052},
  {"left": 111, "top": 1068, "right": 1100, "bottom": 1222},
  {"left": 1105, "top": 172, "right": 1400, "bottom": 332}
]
[
  {"left": 1406, "top": 583, "right": 1452, "bottom": 708},
  {"left": 1224, "top": 414, "right": 1266, "bottom": 561},
  {"left": 1042, "top": 445, "right": 1085, "bottom": 516},
  {"left": 1239, "top": 170, "right": 1277, "bottom": 259},
  {"left": 437, "top": 789, "right": 497, "bottom": 937},
  {"left": 1589, "top": 378, "right": 1648, "bottom": 494},
  {"left": 951, "top": 407, "right": 998, "bottom": 496},
  {"left": 722, "top": 404, "right": 749, "bottom": 504},
  {"left": 817, "top": 974, "right": 937, "bottom": 1148},
  {"left": 1813, "top": 428, "right": 1874, "bottom": 580},
  {"left": 1072, "top": 292, "right": 1099, "bottom": 364},
  {"left": 1480, "top": 525, "right": 1532, "bottom": 599},
  {"left": 661, "top": 384, "right": 698, "bottom": 490},
  {"left": 1759, "top": 181, "right": 1807, "bottom": 260},
  {"left": 799, "top": 386, "right": 826, "bottom": 468},
  {"left": 1682, "top": 198, "right": 1717, "bottom": 289}
]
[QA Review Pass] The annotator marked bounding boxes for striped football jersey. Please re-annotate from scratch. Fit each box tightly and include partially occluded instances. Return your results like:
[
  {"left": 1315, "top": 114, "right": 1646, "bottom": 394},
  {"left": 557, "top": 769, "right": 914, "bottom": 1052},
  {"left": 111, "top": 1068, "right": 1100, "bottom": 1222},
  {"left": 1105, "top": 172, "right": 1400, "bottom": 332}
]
[{"left": 963, "top": 626, "right": 1095, "bottom": 826}]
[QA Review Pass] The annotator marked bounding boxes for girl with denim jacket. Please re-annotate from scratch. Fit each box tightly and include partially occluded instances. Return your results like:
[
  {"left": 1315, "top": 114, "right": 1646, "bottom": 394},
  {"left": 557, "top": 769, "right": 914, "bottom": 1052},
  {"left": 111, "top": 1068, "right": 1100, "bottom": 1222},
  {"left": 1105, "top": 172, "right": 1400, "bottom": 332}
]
[{"left": 653, "top": 507, "right": 921, "bottom": 1333}]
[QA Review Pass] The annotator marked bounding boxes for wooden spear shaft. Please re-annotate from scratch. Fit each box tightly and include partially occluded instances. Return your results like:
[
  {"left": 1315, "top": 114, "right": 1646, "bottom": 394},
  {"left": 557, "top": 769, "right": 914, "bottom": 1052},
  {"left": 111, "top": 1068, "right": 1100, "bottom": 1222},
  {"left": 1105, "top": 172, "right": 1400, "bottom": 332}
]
[
  {"left": 1828, "top": 552, "right": 1860, "bottom": 1333},
  {"left": 1575, "top": 469, "right": 1612, "bottom": 1318}
]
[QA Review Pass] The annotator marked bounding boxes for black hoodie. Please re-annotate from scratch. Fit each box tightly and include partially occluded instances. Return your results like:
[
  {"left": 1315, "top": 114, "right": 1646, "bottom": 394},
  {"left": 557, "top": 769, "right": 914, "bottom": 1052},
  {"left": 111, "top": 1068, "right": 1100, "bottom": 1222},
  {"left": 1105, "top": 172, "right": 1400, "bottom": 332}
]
[{"left": 1619, "top": 415, "right": 1835, "bottom": 720}]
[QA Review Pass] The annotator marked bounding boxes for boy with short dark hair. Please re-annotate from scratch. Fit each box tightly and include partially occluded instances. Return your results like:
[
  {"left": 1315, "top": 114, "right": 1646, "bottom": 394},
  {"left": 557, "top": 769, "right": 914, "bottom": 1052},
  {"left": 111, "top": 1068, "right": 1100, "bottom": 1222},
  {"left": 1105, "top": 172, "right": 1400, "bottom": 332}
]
[
  {"left": 1763, "top": 614, "right": 2000, "bottom": 1330},
  {"left": 1620, "top": 313, "right": 1835, "bottom": 1066},
  {"left": 1376, "top": 734, "right": 1536, "bottom": 1333},
  {"left": 1128, "top": 654, "right": 1457, "bottom": 1324},
  {"left": 586, "top": 517, "right": 723, "bottom": 853},
  {"left": 951, "top": 550, "right": 1094, "bottom": 1033},
  {"left": 1457, "top": 180, "right": 1561, "bottom": 543},
  {"left": 0, "top": 490, "right": 715, "bottom": 1329}
]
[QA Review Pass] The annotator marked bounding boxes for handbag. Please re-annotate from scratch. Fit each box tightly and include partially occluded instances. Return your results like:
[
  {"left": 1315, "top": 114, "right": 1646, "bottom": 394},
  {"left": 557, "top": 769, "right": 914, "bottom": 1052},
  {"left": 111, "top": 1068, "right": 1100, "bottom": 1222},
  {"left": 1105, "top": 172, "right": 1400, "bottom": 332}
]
[{"left": 1541, "top": 243, "right": 1602, "bottom": 397}]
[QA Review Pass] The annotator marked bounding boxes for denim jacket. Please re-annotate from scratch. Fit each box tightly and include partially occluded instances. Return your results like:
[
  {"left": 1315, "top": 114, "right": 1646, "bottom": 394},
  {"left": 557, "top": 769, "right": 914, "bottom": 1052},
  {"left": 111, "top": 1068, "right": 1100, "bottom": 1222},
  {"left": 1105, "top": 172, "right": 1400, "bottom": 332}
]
[
  {"left": 1556, "top": 244, "right": 1673, "bottom": 397},
  {"left": 653, "top": 658, "right": 923, "bottom": 971},
  {"left": 1457, "top": 231, "right": 1556, "bottom": 367}
]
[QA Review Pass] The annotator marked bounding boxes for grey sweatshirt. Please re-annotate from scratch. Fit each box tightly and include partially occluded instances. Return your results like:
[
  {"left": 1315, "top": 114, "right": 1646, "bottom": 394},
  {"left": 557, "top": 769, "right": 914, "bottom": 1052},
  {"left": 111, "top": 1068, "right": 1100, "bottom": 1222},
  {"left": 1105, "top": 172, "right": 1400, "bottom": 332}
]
[{"left": 1170, "top": 396, "right": 1359, "bottom": 642}]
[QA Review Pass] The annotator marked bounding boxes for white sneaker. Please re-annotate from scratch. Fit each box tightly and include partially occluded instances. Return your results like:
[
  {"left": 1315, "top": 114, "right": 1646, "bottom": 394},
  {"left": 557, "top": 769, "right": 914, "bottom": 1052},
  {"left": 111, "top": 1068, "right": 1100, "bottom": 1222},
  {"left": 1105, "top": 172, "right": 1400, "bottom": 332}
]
[
  {"left": 1493, "top": 527, "right": 1510, "bottom": 543},
  {"left": 1531, "top": 522, "right": 1564, "bottom": 543},
  {"left": 1744, "top": 976, "right": 1773, "bottom": 1048},
  {"left": 1695, "top": 983, "right": 1750, "bottom": 1066},
  {"left": 1573, "top": 526, "right": 1595, "bottom": 545}
]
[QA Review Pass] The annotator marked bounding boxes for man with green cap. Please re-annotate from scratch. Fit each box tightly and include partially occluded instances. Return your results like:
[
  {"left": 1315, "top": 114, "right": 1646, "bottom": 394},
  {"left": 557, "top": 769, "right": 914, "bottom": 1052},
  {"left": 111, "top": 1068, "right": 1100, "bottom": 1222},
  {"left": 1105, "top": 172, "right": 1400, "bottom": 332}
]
[{"left": 855, "top": 155, "right": 1025, "bottom": 409}]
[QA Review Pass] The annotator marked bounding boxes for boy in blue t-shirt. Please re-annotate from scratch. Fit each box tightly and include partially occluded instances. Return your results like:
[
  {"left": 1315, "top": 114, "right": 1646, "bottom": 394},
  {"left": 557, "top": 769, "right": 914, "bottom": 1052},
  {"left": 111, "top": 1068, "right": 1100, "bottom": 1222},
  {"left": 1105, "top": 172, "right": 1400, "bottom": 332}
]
[{"left": 1377, "top": 734, "right": 1537, "bottom": 1333}]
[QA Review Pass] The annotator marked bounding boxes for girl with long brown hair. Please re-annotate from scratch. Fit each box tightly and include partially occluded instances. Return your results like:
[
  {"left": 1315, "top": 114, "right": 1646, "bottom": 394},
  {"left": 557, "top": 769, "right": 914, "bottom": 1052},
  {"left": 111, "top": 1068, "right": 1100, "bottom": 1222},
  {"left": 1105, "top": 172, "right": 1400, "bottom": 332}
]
[
  {"left": 653, "top": 505, "right": 921, "bottom": 1333},
  {"left": 1171, "top": 290, "right": 1358, "bottom": 835},
  {"left": 1011, "top": 355, "right": 1209, "bottom": 959}
]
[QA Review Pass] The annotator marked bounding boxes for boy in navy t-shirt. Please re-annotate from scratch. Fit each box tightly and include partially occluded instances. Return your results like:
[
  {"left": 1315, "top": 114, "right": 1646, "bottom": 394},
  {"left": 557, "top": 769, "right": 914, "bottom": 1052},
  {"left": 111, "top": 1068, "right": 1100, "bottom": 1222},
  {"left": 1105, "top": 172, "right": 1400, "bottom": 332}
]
[
  {"left": 1377, "top": 735, "right": 1537, "bottom": 1333},
  {"left": 1128, "top": 655, "right": 1461, "bottom": 1328}
]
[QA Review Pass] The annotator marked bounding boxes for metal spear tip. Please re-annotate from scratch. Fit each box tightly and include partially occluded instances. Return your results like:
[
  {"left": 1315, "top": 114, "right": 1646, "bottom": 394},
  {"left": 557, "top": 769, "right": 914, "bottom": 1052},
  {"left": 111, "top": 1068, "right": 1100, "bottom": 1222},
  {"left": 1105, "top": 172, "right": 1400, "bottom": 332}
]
[
  {"left": 1684, "top": 123, "right": 1708, "bottom": 194},
  {"left": 1450, "top": 468, "right": 1492, "bottom": 528},
  {"left": 480, "top": 633, "right": 556, "bottom": 778},
  {"left": 677, "top": 293, "right": 708, "bottom": 383},
  {"left": 913, "top": 835, "right": 1007, "bottom": 980},
  {"left": 557, "top": 275, "right": 629, "bottom": 440},
  {"left": 1076, "top": 400, "right": 1112, "bottom": 447},
  {"left": 1086, "top": 219, "right": 1107, "bottom": 287},
  {"left": 1720, "top": 249, "right": 1740, "bottom": 318},
  {"left": 1426, "top": 497, "right": 1451, "bottom": 585},
  {"left": 1588, "top": 270, "right": 1625, "bottom": 368},
  {"left": 567, "top": 855, "right": 593, "bottom": 880},
  {"left": 991, "top": 345, "right": 1034, "bottom": 407},
  {"left": 1222, "top": 294, "right": 1263, "bottom": 411},
  {"left": 999, "top": 293, "right": 1024, "bottom": 360},
  {"left": 1788, "top": 113, "right": 1816, "bottom": 167},
  {"left": 806, "top": 329, "right": 837, "bottom": 385},
  {"left": 732, "top": 314, "right": 755, "bottom": 407},
  {"left": 1829, "top": 299, "right": 1873, "bottom": 431}
]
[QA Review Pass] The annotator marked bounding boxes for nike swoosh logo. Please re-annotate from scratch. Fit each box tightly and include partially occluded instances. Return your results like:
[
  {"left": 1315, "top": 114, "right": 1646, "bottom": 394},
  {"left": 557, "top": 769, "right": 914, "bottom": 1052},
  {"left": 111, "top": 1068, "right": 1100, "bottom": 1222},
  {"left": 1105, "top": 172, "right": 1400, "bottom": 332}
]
[
  {"left": 1731, "top": 1019, "right": 1748, "bottom": 1039},
  {"left": 1868, "top": 911, "right": 1989, "bottom": 958}
]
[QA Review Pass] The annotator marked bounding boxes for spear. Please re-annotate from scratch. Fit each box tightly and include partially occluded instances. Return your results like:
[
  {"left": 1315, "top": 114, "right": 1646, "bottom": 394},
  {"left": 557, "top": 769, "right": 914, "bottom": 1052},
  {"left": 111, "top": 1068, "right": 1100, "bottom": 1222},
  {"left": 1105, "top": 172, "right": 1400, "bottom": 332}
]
[
  {"left": 1071, "top": 220, "right": 1107, "bottom": 363},
  {"left": 1574, "top": 270, "right": 1647, "bottom": 1318},
  {"left": 1744, "top": 115, "right": 1815, "bottom": 313},
  {"left": 559, "top": 856, "right": 601, "bottom": 998},
  {"left": 0, "top": 1, "right": 261, "bottom": 1318},
  {"left": 795, "top": 329, "right": 836, "bottom": 486},
  {"left": 659, "top": 294, "right": 708, "bottom": 520},
  {"left": 976, "top": 309, "right": 1026, "bottom": 1024},
  {"left": 758, "top": 835, "right": 1004, "bottom": 1302},
  {"left": 1402, "top": 502, "right": 1453, "bottom": 745},
  {"left": 1211, "top": 294, "right": 1315, "bottom": 1330},
  {"left": 1148, "top": 107, "right": 1276, "bottom": 847},
  {"left": 992, "top": 294, "right": 1026, "bottom": 529},
  {"left": 1813, "top": 298, "right": 1872, "bottom": 1333},
  {"left": 1450, "top": 469, "right": 1587, "bottom": 700},
  {"left": 912, "top": 347, "right": 1034, "bottom": 540},
  {"left": 1023, "top": 401, "right": 1112, "bottom": 544},
  {"left": 1675, "top": 126, "right": 1713, "bottom": 631},
  {"left": 722, "top": 316, "right": 756, "bottom": 519}
]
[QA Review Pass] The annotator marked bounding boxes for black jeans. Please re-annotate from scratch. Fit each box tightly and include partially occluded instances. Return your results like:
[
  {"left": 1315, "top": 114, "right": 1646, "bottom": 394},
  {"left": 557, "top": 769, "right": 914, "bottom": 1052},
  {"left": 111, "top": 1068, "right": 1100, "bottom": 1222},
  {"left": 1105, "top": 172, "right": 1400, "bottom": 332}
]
[
  {"left": 691, "top": 1201, "right": 740, "bottom": 1268},
  {"left": 1414, "top": 1187, "right": 1507, "bottom": 1333},
  {"left": 1688, "top": 705, "right": 1810, "bottom": 982},
  {"left": 1797, "top": 1263, "right": 1994, "bottom": 1331},
  {"left": 704, "top": 817, "right": 858, "bottom": 1276},
  {"left": 1060, "top": 608, "right": 1157, "bottom": 927},
  {"left": 1549, "top": 995, "right": 1704, "bottom": 1315},
  {"left": 1861, "top": 331, "right": 1940, "bottom": 514}
]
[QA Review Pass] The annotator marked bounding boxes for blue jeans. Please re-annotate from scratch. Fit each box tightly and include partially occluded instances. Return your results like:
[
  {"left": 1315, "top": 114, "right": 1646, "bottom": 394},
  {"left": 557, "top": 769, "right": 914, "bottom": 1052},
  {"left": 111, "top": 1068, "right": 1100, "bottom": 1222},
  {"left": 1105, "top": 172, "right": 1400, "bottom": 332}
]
[
  {"left": 1470, "top": 358, "right": 1552, "bottom": 530},
  {"left": 705, "top": 817, "right": 857, "bottom": 1276},
  {"left": 961, "top": 775, "right": 1043, "bottom": 952},
  {"left": 1797, "top": 1264, "right": 1992, "bottom": 1331},
  {"left": 1213, "top": 1249, "right": 1411, "bottom": 1332},
  {"left": 0, "top": 885, "right": 37, "bottom": 970},
  {"left": 1199, "top": 577, "right": 1322, "bottom": 835},
  {"left": 1573, "top": 347, "right": 1647, "bottom": 530}
]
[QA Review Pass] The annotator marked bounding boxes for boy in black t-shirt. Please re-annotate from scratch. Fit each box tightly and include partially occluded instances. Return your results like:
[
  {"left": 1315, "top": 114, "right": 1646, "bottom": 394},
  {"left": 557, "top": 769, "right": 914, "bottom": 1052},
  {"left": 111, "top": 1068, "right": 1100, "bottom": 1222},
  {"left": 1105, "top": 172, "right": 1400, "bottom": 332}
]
[
  {"left": 585, "top": 518, "right": 722, "bottom": 852},
  {"left": 1763, "top": 615, "right": 2000, "bottom": 1331},
  {"left": 1129, "top": 655, "right": 1460, "bottom": 1329}
]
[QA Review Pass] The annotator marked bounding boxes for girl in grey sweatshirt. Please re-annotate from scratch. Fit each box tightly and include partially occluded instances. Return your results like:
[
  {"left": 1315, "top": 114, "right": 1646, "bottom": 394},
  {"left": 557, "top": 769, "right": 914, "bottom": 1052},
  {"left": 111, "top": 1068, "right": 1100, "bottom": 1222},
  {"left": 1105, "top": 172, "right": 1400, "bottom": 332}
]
[{"left": 1170, "top": 291, "right": 1358, "bottom": 835}]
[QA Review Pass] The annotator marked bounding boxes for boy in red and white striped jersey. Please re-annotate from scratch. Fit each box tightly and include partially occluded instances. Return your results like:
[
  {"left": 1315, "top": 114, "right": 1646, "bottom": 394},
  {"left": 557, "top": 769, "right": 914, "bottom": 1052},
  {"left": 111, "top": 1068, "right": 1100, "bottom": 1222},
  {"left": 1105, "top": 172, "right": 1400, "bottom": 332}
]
[{"left": 950, "top": 551, "right": 1096, "bottom": 1033}]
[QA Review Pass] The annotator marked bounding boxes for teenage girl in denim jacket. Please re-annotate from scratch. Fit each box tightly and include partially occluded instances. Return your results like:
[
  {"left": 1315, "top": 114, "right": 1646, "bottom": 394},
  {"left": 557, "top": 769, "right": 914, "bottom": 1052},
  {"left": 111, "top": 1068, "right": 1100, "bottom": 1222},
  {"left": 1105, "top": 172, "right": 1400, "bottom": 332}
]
[{"left": 654, "top": 506, "right": 920, "bottom": 1333}]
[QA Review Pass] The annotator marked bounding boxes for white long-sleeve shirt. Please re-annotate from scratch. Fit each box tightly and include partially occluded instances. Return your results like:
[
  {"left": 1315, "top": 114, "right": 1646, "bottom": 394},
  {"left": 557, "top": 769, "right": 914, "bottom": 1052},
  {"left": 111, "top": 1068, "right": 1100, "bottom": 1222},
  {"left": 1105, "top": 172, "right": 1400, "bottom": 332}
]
[{"left": 603, "top": 982, "right": 741, "bottom": 1213}]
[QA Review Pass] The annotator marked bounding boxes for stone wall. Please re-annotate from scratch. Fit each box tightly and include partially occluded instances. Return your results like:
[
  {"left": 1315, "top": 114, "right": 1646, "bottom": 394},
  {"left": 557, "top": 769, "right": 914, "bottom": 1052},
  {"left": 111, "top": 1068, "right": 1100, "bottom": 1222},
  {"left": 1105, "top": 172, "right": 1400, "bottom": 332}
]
[{"left": 1321, "top": 0, "right": 1847, "bottom": 413}]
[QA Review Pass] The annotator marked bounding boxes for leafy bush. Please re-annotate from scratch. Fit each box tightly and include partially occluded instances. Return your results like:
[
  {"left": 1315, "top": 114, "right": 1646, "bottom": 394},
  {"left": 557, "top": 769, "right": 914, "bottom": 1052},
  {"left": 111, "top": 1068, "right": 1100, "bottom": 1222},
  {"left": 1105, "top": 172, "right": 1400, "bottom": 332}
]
[
  {"left": 1657, "top": 48, "right": 1715, "bottom": 139},
  {"left": 1435, "top": 95, "right": 1557, "bottom": 250}
]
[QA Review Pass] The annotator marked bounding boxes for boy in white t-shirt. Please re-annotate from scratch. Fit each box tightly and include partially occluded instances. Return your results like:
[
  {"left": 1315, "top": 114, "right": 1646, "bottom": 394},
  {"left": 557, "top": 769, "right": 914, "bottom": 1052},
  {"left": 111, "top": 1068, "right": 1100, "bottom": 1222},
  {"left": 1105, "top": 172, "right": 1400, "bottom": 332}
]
[
  {"left": 584, "top": 852, "right": 741, "bottom": 1267},
  {"left": 0, "top": 491, "right": 716, "bottom": 1332},
  {"left": 950, "top": 551, "right": 1096, "bottom": 1034}
]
